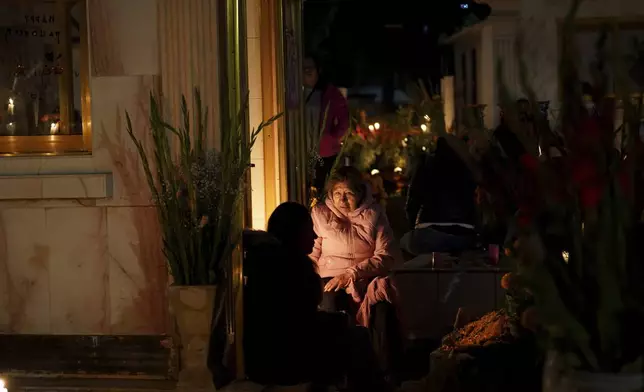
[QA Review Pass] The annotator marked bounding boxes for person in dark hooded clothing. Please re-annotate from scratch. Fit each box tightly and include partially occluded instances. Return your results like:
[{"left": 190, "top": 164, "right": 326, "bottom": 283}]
[{"left": 402, "top": 137, "right": 478, "bottom": 255}]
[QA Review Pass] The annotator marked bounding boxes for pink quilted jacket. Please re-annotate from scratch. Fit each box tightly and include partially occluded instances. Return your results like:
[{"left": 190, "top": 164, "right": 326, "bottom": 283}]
[{"left": 309, "top": 190, "right": 401, "bottom": 279}]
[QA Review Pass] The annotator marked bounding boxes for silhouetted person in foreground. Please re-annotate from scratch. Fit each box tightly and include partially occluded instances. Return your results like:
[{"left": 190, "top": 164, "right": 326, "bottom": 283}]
[{"left": 244, "top": 202, "right": 392, "bottom": 391}]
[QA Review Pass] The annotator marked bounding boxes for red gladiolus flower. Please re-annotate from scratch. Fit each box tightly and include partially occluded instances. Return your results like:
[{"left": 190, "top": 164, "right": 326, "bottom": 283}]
[
  {"left": 577, "top": 117, "right": 602, "bottom": 144},
  {"left": 517, "top": 205, "right": 534, "bottom": 228},
  {"left": 579, "top": 182, "right": 603, "bottom": 209},
  {"left": 570, "top": 157, "right": 598, "bottom": 186},
  {"left": 519, "top": 153, "right": 539, "bottom": 172}
]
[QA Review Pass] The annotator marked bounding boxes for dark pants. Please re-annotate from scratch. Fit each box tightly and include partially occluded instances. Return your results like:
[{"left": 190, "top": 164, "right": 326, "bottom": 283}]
[
  {"left": 245, "top": 305, "right": 390, "bottom": 390},
  {"left": 311, "top": 312, "right": 391, "bottom": 392},
  {"left": 320, "top": 279, "right": 403, "bottom": 381},
  {"left": 313, "top": 155, "right": 338, "bottom": 192}
]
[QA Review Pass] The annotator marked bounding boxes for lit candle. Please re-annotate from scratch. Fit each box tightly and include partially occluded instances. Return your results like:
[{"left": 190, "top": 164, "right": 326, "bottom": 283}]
[
  {"left": 6, "top": 122, "right": 15, "bottom": 133},
  {"left": 0, "top": 377, "right": 7, "bottom": 392},
  {"left": 50, "top": 122, "right": 59, "bottom": 134},
  {"left": 7, "top": 98, "right": 14, "bottom": 115}
]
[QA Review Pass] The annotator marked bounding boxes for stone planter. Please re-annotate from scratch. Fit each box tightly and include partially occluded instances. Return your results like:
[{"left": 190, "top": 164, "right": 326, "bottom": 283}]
[
  {"left": 168, "top": 285, "right": 217, "bottom": 391},
  {"left": 543, "top": 350, "right": 644, "bottom": 392}
]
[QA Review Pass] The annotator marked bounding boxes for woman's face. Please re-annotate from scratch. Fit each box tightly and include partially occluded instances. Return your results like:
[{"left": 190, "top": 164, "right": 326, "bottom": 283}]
[
  {"left": 331, "top": 181, "right": 362, "bottom": 213},
  {"left": 303, "top": 58, "right": 319, "bottom": 88}
]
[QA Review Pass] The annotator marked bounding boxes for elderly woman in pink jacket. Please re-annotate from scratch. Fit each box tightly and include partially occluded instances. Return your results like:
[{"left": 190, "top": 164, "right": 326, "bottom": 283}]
[{"left": 309, "top": 165, "right": 402, "bottom": 379}]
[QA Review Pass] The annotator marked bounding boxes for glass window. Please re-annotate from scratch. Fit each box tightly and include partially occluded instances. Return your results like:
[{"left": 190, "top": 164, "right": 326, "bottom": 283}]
[{"left": 0, "top": 0, "right": 90, "bottom": 154}]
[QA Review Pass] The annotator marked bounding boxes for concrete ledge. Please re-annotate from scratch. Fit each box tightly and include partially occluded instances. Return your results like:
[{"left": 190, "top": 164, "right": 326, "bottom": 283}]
[{"left": 0, "top": 173, "right": 113, "bottom": 200}]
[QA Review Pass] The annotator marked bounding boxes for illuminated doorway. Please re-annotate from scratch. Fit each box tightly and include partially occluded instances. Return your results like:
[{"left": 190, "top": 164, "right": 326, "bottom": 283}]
[{"left": 247, "top": 0, "right": 307, "bottom": 230}]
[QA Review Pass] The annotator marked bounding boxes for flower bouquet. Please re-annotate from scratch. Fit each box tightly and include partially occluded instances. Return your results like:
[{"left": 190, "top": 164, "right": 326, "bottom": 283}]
[
  {"left": 343, "top": 110, "right": 411, "bottom": 173},
  {"left": 405, "top": 1, "right": 644, "bottom": 389},
  {"left": 479, "top": 1, "right": 644, "bottom": 389}
]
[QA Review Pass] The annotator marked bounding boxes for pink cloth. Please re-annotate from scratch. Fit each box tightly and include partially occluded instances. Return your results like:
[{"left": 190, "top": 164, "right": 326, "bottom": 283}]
[
  {"left": 357, "top": 277, "right": 399, "bottom": 328},
  {"left": 309, "top": 189, "right": 401, "bottom": 280},
  {"left": 318, "top": 85, "right": 349, "bottom": 158}
]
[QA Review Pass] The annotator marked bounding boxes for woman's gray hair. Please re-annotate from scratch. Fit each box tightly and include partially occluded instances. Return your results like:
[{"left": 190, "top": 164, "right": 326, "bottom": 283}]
[{"left": 325, "top": 165, "right": 365, "bottom": 195}]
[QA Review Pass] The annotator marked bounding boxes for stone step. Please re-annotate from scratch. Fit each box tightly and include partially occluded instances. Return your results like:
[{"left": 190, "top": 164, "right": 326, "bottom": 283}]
[
  {"left": 6, "top": 379, "right": 320, "bottom": 392},
  {"left": 0, "top": 335, "right": 175, "bottom": 380},
  {"left": 2, "top": 377, "right": 175, "bottom": 392}
]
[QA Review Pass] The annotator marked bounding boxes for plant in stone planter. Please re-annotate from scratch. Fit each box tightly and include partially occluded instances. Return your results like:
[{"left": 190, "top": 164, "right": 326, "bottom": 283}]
[{"left": 125, "top": 88, "right": 280, "bottom": 389}]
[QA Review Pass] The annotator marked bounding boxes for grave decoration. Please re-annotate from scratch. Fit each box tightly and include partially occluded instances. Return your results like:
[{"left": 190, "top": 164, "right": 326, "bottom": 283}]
[{"left": 406, "top": 2, "right": 644, "bottom": 390}]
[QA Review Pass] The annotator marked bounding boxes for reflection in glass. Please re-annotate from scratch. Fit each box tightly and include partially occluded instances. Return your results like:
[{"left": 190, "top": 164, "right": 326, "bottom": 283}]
[{"left": 0, "top": 1, "right": 85, "bottom": 136}]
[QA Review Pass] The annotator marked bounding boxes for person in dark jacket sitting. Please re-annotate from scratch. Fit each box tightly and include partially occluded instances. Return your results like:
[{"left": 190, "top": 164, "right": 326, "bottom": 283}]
[
  {"left": 243, "top": 204, "right": 325, "bottom": 386},
  {"left": 243, "top": 202, "right": 391, "bottom": 391},
  {"left": 401, "top": 137, "right": 478, "bottom": 256}
]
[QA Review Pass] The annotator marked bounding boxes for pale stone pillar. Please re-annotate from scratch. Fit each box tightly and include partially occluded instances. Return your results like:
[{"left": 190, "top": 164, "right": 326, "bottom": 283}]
[
  {"left": 441, "top": 76, "right": 456, "bottom": 132},
  {"left": 157, "top": 0, "right": 221, "bottom": 148},
  {"left": 247, "top": 0, "right": 267, "bottom": 230},
  {"left": 480, "top": 25, "right": 496, "bottom": 129}
]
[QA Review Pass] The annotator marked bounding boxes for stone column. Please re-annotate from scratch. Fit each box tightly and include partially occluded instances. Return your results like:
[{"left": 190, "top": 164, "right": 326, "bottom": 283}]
[
  {"left": 441, "top": 76, "right": 456, "bottom": 131},
  {"left": 157, "top": 0, "right": 221, "bottom": 148}
]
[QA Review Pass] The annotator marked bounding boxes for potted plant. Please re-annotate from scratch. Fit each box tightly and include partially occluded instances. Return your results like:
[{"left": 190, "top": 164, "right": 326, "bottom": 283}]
[{"left": 125, "top": 88, "right": 280, "bottom": 389}]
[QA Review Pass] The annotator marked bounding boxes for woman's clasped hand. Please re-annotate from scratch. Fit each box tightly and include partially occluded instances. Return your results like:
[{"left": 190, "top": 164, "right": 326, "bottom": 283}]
[{"left": 323, "top": 271, "right": 353, "bottom": 292}]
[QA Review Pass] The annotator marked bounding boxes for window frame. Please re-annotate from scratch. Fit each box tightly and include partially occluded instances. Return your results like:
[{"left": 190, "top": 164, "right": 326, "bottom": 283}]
[
  {"left": 0, "top": 0, "right": 91, "bottom": 156},
  {"left": 557, "top": 17, "right": 644, "bottom": 102}
]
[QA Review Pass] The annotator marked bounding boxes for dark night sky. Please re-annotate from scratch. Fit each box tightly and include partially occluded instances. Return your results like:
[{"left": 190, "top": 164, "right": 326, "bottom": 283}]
[{"left": 303, "top": 0, "right": 490, "bottom": 89}]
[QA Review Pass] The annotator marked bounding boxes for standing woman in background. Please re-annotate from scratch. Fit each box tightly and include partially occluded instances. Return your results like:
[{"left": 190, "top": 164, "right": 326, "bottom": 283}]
[{"left": 303, "top": 55, "right": 350, "bottom": 192}]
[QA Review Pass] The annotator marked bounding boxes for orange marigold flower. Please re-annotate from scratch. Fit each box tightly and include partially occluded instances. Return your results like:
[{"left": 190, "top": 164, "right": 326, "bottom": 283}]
[
  {"left": 521, "top": 306, "right": 540, "bottom": 332},
  {"left": 500, "top": 272, "right": 514, "bottom": 290}
]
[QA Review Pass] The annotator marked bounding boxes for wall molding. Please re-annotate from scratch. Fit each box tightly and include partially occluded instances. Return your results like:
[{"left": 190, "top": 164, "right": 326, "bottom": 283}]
[{"left": 0, "top": 173, "right": 113, "bottom": 200}]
